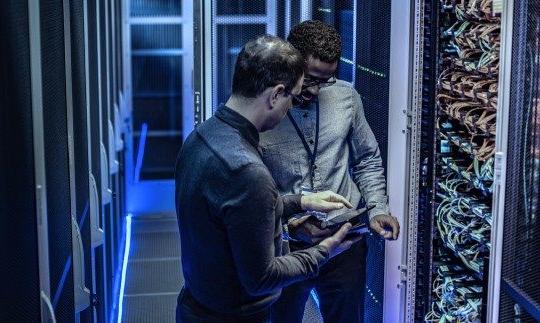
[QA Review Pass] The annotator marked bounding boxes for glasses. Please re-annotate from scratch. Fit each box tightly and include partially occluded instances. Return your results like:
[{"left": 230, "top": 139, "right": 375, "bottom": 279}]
[{"left": 303, "top": 75, "right": 337, "bottom": 88}]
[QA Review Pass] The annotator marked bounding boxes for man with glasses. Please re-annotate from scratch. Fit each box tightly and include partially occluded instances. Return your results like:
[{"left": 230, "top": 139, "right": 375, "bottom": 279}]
[
  {"left": 175, "top": 35, "right": 363, "bottom": 323},
  {"left": 260, "top": 21, "right": 400, "bottom": 322}
]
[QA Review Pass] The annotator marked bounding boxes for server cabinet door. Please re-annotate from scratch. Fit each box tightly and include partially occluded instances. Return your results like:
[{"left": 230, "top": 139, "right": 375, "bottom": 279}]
[
  {"left": 39, "top": 0, "right": 93, "bottom": 320},
  {"left": 86, "top": 0, "right": 109, "bottom": 321},
  {"left": 0, "top": 1, "right": 53, "bottom": 321},
  {"left": 493, "top": 0, "right": 540, "bottom": 322}
]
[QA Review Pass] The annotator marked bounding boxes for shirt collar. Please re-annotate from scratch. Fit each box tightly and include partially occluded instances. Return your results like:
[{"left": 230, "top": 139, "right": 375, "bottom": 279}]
[{"left": 215, "top": 104, "right": 260, "bottom": 148}]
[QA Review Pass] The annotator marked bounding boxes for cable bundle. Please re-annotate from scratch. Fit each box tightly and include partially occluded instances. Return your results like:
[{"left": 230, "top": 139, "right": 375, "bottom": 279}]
[
  {"left": 425, "top": 0, "right": 500, "bottom": 321},
  {"left": 436, "top": 196, "right": 491, "bottom": 273},
  {"left": 425, "top": 268, "right": 482, "bottom": 322}
]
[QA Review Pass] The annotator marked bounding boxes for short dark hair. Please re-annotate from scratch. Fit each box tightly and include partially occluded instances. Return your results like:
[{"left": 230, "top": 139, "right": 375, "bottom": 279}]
[
  {"left": 287, "top": 20, "right": 341, "bottom": 63},
  {"left": 232, "top": 35, "right": 304, "bottom": 98}
]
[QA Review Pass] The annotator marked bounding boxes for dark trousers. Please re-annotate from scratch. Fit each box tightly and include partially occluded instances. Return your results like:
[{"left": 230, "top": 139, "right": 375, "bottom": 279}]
[
  {"left": 176, "top": 288, "right": 271, "bottom": 323},
  {"left": 271, "top": 240, "right": 367, "bottom": 323}
]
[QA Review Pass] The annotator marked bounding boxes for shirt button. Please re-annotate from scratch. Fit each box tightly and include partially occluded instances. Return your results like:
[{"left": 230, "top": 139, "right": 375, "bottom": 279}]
[
  {"left": 308, "top": 139, "right": 314, "bottom": 144},
  {"left": 303, "top": 112, "right": 308, "bottom": 118}
]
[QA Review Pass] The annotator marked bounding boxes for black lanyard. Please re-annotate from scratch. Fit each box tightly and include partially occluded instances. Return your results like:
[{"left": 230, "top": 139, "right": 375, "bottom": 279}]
[{"left": 287, "top": 101, "right": 320, "bottom": 188}]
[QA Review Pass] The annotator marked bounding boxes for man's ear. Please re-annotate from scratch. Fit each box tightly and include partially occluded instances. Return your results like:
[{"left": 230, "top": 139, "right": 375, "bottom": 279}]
[{"left": 269, "top": 84, "right": 286, "bottom": 108}]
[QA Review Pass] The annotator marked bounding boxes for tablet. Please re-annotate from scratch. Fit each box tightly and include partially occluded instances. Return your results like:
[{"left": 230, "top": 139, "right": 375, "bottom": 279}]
[{"left": 316, "top": 205, "right": 375, "bottom": 229}]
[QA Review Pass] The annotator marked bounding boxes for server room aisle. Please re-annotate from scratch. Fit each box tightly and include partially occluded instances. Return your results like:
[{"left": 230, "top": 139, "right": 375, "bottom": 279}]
[
  {"left": 121, "top": 213, "right": 183, "bottom": 322},
  {"left": 120, "top": 213, "right": 322, "bottom": 322}
]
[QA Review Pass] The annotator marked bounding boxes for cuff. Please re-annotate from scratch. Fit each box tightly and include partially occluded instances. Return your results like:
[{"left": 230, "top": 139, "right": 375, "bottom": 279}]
[
  {"left": 366, "top": 196, "right": 390, "bottom": 220},
  {"left": 281, "top": 194, "right": 303, "bottom": 220}
]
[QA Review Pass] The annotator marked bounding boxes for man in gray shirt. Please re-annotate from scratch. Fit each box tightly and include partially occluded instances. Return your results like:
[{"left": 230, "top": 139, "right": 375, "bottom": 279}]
[
  {"left": 260, "top": 21, "right": 400, "bottom": 322},
  {"left": 175, "top": 35, "right": 362, "bottom": 322}
]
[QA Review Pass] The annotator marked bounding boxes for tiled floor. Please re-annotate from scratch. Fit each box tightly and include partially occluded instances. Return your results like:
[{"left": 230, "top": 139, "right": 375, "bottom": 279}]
[
  {"left": 122, "top": 213, "right": 182, "bottom": 322},
  {"left": 121, "top": 213, "right": 322, "bottom": 322}
]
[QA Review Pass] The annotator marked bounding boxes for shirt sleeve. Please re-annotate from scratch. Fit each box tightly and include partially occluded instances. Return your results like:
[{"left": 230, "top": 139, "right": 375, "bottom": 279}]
[
  {"left": 348, "top": 88, "right": 390, "bottom": 219},
  {"left": 280, "top": 194, "right": 303, "bottom": 220},
  {"left": 220, "top": 164, "right": 329, "bottom": 296}
]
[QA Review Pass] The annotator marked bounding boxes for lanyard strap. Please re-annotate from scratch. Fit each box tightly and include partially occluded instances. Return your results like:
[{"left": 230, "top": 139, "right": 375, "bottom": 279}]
[{"left": 287, "top": 101, "right": 320, "bottom": 188}]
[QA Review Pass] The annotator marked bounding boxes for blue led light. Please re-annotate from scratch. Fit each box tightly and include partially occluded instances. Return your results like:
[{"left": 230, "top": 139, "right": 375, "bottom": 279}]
[
  {"left": 310, "top": 289, "right": 320, "bottom": 308},
  {"left": 117, "top": 214, "right": 133, "bottom": 323},
  {"left": 134, "top": 123, "right": 148, "bottom": 183}
]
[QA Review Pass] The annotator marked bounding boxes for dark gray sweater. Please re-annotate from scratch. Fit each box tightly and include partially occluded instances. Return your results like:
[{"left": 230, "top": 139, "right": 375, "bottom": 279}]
[{"left": 175, "top": 106, "right": 329, "bottom": 316}]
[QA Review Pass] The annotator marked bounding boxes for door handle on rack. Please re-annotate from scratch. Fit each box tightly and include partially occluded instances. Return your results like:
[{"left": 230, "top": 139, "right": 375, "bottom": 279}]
[
  {"left": 109, "top": 120, "right": 119, "bottom": 175},
  {"left": 114, "top": 104, "right": 124, "bottom": 152},
  {"left": 89, "top": 172, "right": 104, "bottom": 247},
  {"left": 100, "top": 143, "right": 112, "bottom": 205},
  {"left": 40, "top": 291, "right": 57, "bottom": 323},
  {"left": 71, "top": 217, "right": 90, "bottom": 312}
]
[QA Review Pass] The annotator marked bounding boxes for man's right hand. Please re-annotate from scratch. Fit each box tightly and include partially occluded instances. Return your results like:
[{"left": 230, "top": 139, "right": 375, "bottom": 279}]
[
  {"left": 300, "top": 190, "right": 353, "bottom": 212},
  {"left": 318, "top": 223, "right": 362, "bottom": 258},
  {"left": 288, "top": 215, "right": 334, "bottom": 244}
]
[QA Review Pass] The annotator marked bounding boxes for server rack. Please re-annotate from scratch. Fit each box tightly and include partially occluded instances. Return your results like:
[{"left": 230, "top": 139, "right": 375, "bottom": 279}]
[
  {"left": 40, "top": 0, "right": 85, "bottom": 320},
  {"left": 69, "top": 0, "right": 94, "bottom": 321},
  {"left": 0, "top": 1, "right": 51, "bottom": 321},
  {"left": 384, "top": 1, "right": 540, "bottom": 322},
  {"left": 1, "top": 1, "right": 126, "bottom": 321},
  {"left": 86, "top": 0, "right": 108, "bottom": 321},
  {"left": 410, "top": 1, "right": 503, "bottom": 322}
]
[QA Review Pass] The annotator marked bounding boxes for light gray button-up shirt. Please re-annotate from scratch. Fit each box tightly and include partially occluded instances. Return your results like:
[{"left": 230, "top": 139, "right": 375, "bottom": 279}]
[{"left": 260, "top": 80, "right": 389, "bottom": 220}]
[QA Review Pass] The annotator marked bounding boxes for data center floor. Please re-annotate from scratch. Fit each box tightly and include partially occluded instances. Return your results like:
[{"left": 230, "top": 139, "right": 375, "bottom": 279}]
[{"left": 120, "top": 213, "right": 322, "bottom": 322}]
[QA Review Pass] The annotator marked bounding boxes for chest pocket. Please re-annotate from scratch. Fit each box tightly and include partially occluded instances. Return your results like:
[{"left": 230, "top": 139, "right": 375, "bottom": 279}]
[{"left": 261, "top": 141, "right": 302, "bottom": 192}]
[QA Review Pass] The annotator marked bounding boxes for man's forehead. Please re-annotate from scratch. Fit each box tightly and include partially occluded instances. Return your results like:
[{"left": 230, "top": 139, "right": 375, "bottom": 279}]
[{"left": 306, "top": 57, "right": 337, "bottom": 77}]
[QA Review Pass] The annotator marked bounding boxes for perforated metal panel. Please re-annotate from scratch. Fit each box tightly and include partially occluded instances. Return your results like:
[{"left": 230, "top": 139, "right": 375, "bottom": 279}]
[
  {"left": 69, "top": 0, "right": 93, "bottom": 320},
  {"left": 131, "top": 0, "right": 181, "bottom": 17},
  {"left": 214, "top": 23, "right": 267, "bottom": 105},
  {"left": 0, "top": 1, "right": 41, "bottom": 321},
  {"left": 500, "top": 0, "right": 540, "bottom": 321},
  {"left": 210, "top": 0, "right": 278, "bottom": 111},
  {"left": 40, "top": 0, "right": 75, "bottom": 320},
  {"left": 98, "top": 1, "right": 115, "bottom": 314},
  {"left": 354, "top": 2, "right": 392, "bottom": 321},
  {"left": 87, "top": 2, "right": 107, "bottom": 320},
  {"left": 115, "top": 0, "right": 123, "bottom": 94},
  {"left": 87, "top": 0, "right": 103, "bottom": 210},
  {"left": 354, "top": 0, "right": 391, "bottom": 172},
  {"left": 100, "top": 0, "right": 110, "bottom": 160},
  {"left": 129, "top": 0, "right": 185, "bottom": 181},
  {"left": 106, "top": 0, "right": 119, "bottom": 292}
]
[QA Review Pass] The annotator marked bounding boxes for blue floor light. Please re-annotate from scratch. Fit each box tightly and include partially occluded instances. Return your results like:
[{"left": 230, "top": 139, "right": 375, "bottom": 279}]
[{"left": 117, "top": 214, "right": 133, "bottom": 323}]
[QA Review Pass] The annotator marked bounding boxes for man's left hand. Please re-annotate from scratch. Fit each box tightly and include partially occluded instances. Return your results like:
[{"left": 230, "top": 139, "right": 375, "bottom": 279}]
[
  {"left": 369, "top": 213, "right": 400, "bottom": 240},
  {"left": 300, "top": 190, "right": 353, "bottom": 212}
]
